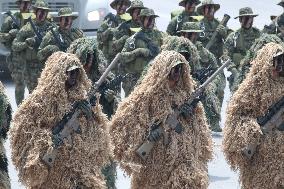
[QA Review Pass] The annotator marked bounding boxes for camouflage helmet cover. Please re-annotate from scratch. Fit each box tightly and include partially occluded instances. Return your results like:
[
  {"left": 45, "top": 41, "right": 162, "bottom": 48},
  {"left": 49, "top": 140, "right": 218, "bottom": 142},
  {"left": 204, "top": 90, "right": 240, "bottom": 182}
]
[
  {"left": 126, "top": 0, "right": 146, "bottom": 14},
  {"left": 139, "top": 8, "right": 159, "bottom": 19},
  {"left": 33, "top": 0, "right": 49, "bottom": 10},
  {"left": 234, "top": 7, "right": 258, "bottom": 19},
  {"left": 110, "top": 0, "right": 131, "bottom": 10},
  {"left": 179, "top": 22, "right": 203, "bottom": 33},
  {"left": 55, "top": 7, "right": 78, "bottom": 19},
  {"left": 196, "top": 0, "right": 220, "bottom": 15},
  {"left": 179, "top": 0, "right": 201, "bottom": 7}
]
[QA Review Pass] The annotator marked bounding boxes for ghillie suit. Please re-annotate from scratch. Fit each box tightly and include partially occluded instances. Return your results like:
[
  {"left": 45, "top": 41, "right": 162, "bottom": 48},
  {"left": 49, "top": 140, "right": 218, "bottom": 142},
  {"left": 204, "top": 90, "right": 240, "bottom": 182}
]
[
  {"left": 162, "top": 35, "right": 222, "bottom": 132},
  {"left": 235, "top": 33, "right": 284, "bottom": 92},
  {"left": 223, "top": 43, "right": 284, "bottom": 189},
  {"left": 67, "top": 38, "right": 118, "bottom": 189},
  {"left": 110, "top": 51, "right": 213, "bottom": 189},
  {"left": 10, "top": 52, "right": 111, "bottom": 189},
  {"left": 0, "top": 82, "right": 12, "bottom": 189}
]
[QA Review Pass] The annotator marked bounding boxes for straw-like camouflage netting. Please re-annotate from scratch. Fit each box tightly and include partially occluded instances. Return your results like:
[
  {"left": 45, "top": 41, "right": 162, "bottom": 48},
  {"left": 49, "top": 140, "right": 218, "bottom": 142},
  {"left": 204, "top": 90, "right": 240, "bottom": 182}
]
[
  {"left": 110, "top": 50, "right": 213, "bottom": 189},
  {"left": 0, "top": 82, "right": 11, "bottom": 189},
  {"left": 10, "top": 52, "right": 111, "bottom": 188},
  {"left": 223, "top": 42, "right": 284, "bottom": 188}
]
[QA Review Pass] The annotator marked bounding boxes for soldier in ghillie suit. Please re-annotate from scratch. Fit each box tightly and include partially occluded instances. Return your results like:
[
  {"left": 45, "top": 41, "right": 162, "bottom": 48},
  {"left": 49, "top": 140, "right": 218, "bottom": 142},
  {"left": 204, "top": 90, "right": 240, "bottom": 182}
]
[
  {"left": 0, "top": 0, "right": 32, "bottom": 105},
  {"left": 12, "top": 0, "right": 53, "bottom": 92},
  {"left": 10, "top": 52, "right": 111, "bottom": 189},
  {"left": 110, "top": 51, "right": 213, "bottom": 189},
  {"left": 223, "top": 42, "right": 284, "bottom": 189},
  {"left": 235, "top": 33, "right": 284, "bottom": 92},
  {"left": 38, "top": 7, "right": 84, "bottom": 63},
  {"left": 0, "top": 82, "right": 12, "bottom": 189},
  {"left": 166, "top": 0, "right": 200, "bottom": 36},
  {"left": 97, "top": 0, "right": 131, "bottom": 62},
  {"left": 178, "top": 22, "right": 222, "bottom": 132},
  {"left": 67, "top": 38, "right": 118, "bottom": 189},
  {"left": 110, "top": 0, "right": 146, "bottom": 61},
  {"left": 120, "top": 8, "right": 163, "bottom": 96},
  {"left": 223, "top": 7, "right": 260, "bottom": 92}
]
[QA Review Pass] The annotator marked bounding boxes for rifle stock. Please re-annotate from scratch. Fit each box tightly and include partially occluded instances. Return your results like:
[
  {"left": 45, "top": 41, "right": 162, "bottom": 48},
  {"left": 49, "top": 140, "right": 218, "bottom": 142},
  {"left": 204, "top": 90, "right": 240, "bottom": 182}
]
[{"left": 205, "top": 14, "right": 230, "bottom": 50}]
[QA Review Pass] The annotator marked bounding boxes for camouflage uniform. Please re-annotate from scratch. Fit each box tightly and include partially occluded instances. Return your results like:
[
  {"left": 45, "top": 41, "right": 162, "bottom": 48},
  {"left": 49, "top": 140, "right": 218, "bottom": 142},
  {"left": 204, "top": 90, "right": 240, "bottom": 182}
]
[
  {"left": 262, "top": 1, "right": 284, "bottom": 34},
  {"left": 224, "top": 7, "right": 260, "bottom": 91},
  {"left": 110, "top": 0, "right": 145, "bottom": 66},
  {"left": 0, "top": 82, "right": 12, "bottom": 189},
  {"left": 120, "top": 9, "right": 163, "bottom": 96},
  {"left": 166, "top": 0, "right": 201, "bottom": 36},
  {"left": 12, "top": 0, "right": 53, "bottom": 92},
  {"left": 38, "top": 7, "right": 84, "bottom": 63},
  {"left": 179, "top": 22, "right": 222, "bottom": 132},
  {"left": 97, "top": 0, "right": 131, "bottom": 63},
  {"left": 67, "top": 37, "right": 118, "bottom": 189},
  {"left": 0, "top": 0, "right": 33, "bottom": 105}
]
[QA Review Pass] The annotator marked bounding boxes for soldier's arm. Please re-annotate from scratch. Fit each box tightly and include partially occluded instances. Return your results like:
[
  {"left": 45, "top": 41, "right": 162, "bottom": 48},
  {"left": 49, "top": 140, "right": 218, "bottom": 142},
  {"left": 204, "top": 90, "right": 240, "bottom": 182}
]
[
  {"left": 11, "top": 24, "right": 30, "bottom": 52},
  {"left": 97, "top": 21, "right": 113, "bottom": 43},
  {"left": 112, "top": 35, "right": 129, "bottom": 54},
  {"left": 38, "top": 32, "right": 59, "bottom": 62},
  {"left": 0, "top": 17, "right": 16, "bottom": 43},
  {"left": 166, "top": 17, "right": 177, "bottom": 36}
]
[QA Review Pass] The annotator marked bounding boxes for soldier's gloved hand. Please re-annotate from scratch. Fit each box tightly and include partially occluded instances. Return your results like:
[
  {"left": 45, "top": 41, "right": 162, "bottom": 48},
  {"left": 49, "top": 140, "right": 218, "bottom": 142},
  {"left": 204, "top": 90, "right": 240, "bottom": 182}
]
[
  {"left": 8, "top": 29, "right": 18, "bottom": 38},
  {"left": 77, "top": 100, "right": 93, "bottom": 120},
  {"left": 104, "top": 89, "right": 116, "bottom": 103},
  {"left": 25, "top": 37, "right": 36, "bottom": 47},
  {"left": 216, "top": 25, "right": 227, "bottom": 38},
  {"left": 148, "top": 127, "right": 161, "bottom": 142}
]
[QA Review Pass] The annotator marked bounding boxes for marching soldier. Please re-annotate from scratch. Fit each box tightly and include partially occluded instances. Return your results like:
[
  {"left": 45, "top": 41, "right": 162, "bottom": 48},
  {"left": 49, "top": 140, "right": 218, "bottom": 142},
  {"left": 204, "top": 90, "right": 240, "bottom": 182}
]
[
  {"left": 12, "top": 0, "right": 53, "bottom": 92},
  {"left": 223, "top": 42, "right": 284, "bottom": 189},
  {"left": 0, "top": 0, "right": 32, "bottom": 105},
  {"left": 97, "top": 0, "right": 131, "bottom": 62},
  {"left": 223, "top": 7, "right": 260, "bottom": 92},
  {"left": 38, "top": 7, "right": 84, "bottom": 63},
  {"left": 166, "top": 0, "right": 200, "bottom": 36},
  {"left": 120, "top": 8, "right": 163, "bottom": 96},
  {"left": 0, "top": 82, "right": 12, "bottom": 189},
  {"left": 10, "top": 52, "right": 111, "bottom": 188},
  {"left": 110, "top": 51, "right": 213, "bottom": 189},
  {"left": 179, "top": 22, "right": 222, "bottom": 132}
]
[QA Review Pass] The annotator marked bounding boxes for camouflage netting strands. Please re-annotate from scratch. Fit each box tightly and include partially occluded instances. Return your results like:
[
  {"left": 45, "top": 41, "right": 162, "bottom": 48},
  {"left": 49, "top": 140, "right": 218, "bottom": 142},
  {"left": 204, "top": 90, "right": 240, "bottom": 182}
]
[
  {"left": 10, "top": 52, "right": 111, "bottom": 189},
  {"left": 110, "top": 50, "right": 213, "bottom": 189},
  {"left": 223, "top": 43, "right": 284, "bottom": 189}
]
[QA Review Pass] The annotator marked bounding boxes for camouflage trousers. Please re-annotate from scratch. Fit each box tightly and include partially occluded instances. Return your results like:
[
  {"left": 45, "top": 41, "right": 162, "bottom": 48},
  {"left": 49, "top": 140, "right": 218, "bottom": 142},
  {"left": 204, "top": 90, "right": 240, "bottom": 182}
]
[
  {"left": 24, "top": 61, "right": 43, "bottom": 93},
  {"left": 7, "top": 54, "right": 25, "bottom": 105},
  {"left": 122, "top": 73, "right": 140, "bottom": 97},
  {"left": 102, "top": 160, "right": 117, "bottom": 189}
]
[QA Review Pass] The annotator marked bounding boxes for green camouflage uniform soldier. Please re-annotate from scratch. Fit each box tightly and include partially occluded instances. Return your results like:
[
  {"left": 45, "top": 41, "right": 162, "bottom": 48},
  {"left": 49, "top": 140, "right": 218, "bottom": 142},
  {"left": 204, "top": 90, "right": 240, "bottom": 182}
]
[
  {"left": 0, "top": 0, "right": 32, "bottom": 105},
  {"left": 97, "top": 0, "right": 131, "bottom": 62},
  {"left": 235, "top": 33, "right": 284, "bottom": 92},
  {"left": 12, "top": 0, "right": 53, "bottom": 92},
  {"left": 0, "top": 82, "right": 12, "bottom": 189},
  {"left": 223, "top": 7, "right": 260, "bottom": 91},
  {"left": 179, "top": 22, "right": 222, "bottom": 132},
  {"left": 120, "top": 8, "right": 163, "bottom": 96},
  {"left": 67, "top": 37, "right": 119, "bottom": 189},
  {"left": 166, "top": 0, "right": 201, "bottom": 36},
  {"left": 110, "top": 0, "right": 146, "bottom": 65},
  {"left": 37, "top": 7, "right": 84, "bottom": 63}
]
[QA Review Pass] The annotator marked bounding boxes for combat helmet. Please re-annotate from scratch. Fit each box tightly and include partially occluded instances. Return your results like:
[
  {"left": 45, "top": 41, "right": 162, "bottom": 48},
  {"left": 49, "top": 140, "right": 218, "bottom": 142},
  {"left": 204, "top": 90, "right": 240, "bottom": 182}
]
[
  {"left": 126, "top": 0, "right": 146, "bottom": 14},
  {"left": 110, "top": 0, "right": 131, "bottom": 10},
  {"left": 179, "top": 0, "right": 201, "bottom": 7},
  {"left": 234, "top": 7, "right": 258, "bottom": 19},
  {"left": 197, "top": 0, "right": 220, "bottom": 15},
  {"left": 179, "top": 22, "right": 203, "bottom": 33},
  {"left": 32, "top": 0, "right": 49, "bottom": 10},
  {"left": 54, "top": 7, "right": 78, "bottom": 20}
]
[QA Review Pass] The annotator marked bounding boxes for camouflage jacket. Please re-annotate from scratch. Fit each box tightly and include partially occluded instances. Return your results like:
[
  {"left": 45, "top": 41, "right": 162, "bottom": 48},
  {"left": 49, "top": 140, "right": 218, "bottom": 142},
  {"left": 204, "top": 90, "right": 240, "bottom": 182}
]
[
  {"left": 199, "top": 17, "right": 229, "bottom": 58},
  {"left": 12, "top": 19, "right": 53, "bottom": 62},
  {"left": 224, "top": 27, "right": 261, "bottom": 71},
  {"left": 38, "top": 27, "right": 84, "bottom": 62},
  {"left": 120, "top": 28, "right": 163, "bottom": 75},
  {"left": 166, "top": 10, "right": 198, "bottom": 36},
  {"left": 0, "top": 12, "right": 28, "bottom": 49}
]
